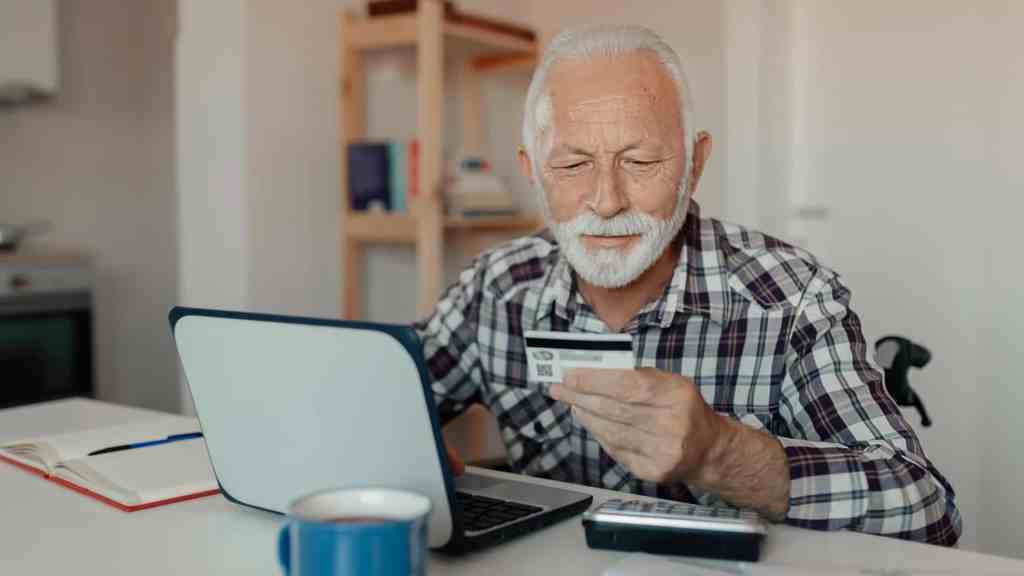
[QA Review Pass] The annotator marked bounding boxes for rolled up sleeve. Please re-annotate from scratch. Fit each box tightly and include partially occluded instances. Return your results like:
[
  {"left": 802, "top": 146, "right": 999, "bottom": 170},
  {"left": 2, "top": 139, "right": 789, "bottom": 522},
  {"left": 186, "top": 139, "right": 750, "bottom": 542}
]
[{"left": 777, "top": 270, "right": 962, "bottom": 546}]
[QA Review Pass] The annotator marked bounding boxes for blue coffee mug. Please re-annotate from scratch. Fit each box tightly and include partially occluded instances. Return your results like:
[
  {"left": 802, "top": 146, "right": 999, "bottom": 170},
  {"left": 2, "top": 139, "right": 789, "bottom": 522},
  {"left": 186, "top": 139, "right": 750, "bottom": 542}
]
[{"left": 277, "top": 487, "right": 431, "bottom": 576}]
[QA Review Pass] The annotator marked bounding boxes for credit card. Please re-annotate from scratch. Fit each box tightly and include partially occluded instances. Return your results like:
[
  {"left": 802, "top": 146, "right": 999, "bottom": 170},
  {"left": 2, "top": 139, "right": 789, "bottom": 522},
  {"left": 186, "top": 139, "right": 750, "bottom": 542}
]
[{"left": 524, "top": 330, "right": 634, "bottom": 385}]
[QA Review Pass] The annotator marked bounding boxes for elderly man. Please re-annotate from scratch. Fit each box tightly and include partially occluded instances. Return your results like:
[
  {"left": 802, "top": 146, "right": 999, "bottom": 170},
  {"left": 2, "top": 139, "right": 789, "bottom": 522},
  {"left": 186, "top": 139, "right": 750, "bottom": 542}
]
[{"left": 416, "top": 25, "right": 961, "bottom": 545}]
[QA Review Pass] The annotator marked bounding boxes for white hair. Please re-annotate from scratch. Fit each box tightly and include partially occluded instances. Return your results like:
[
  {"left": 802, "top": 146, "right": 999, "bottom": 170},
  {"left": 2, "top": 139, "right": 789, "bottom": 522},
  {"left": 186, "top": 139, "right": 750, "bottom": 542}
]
[{"left": 522, "top": 25, "right": 696, "bottom": 179}]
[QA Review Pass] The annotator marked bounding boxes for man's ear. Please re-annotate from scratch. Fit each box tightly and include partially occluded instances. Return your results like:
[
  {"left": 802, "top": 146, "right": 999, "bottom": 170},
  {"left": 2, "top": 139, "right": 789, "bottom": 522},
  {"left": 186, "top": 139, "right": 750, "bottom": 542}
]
[
  {"left": 687, "top": 131, "right": 713, "bottom": 194},
  {"left": 517, "top": 145, "right": 535, "bottom": 184}
]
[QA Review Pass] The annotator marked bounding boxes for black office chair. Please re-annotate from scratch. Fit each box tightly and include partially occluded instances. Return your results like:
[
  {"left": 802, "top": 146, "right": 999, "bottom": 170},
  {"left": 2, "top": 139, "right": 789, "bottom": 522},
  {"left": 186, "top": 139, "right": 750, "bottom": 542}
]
[{"left": 874, "top": 336, "right": 933, "bottom": 427}]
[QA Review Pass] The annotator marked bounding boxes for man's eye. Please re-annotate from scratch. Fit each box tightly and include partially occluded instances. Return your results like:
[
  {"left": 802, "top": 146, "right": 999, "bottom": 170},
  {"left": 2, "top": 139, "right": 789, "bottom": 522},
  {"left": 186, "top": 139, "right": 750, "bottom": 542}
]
[
  {"left": 556, "top": 161, "right": 588, "bottom": 170},
  {"left": 625, "top": 159, "right": 659, "bottom": 166}
]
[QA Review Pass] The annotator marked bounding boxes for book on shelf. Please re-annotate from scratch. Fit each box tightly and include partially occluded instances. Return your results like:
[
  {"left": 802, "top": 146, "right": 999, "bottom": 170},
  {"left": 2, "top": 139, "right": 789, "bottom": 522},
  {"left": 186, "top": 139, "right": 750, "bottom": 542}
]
[
  {"left": 0, "top": 414, "right": 219, "bottom": 511},
  {"left": 348, "top": 141, "right": 392, "bottom": 212},
  {"left": 444, "top": 154, "right": 518, "bottom": 218},
  {"left": 409, "top": 139, "right": 420, "bottom": 201},
  {"left": 388, "top": 140, "right": 408, "bottom": 213},
  {"left": 348, "top": 138, "right": 419, "bottom": 214}
]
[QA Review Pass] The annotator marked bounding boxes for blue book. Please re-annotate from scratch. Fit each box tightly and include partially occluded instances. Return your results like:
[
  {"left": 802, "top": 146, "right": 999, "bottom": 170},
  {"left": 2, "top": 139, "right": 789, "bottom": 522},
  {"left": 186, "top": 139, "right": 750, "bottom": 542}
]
[
  {"left": 348, "top": 142, "right": 391, "bottom": 212},
  {"left": 388, "top": 141, "right": 408, "bottom": 213}
]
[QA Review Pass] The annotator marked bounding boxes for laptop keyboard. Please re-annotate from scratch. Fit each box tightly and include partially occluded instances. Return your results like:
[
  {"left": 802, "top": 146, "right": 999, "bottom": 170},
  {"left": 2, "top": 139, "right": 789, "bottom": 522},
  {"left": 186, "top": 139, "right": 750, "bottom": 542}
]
[{"left": 456, "top": 491, "right": 543, "bottom": 532}]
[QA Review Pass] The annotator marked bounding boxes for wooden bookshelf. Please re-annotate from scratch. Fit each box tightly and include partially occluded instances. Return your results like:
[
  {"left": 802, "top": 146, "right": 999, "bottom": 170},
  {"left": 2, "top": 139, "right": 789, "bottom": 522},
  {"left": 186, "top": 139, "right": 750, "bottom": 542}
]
[{"left": 339, "top": 1, "right": 539, "bottom": 319}]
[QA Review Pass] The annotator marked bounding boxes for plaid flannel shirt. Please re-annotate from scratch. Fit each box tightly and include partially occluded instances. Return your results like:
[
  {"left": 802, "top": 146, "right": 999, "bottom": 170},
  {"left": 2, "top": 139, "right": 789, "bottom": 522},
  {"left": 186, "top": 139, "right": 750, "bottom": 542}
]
[{"left": 415, "top": 202, "right": 962, "bottom": 546}]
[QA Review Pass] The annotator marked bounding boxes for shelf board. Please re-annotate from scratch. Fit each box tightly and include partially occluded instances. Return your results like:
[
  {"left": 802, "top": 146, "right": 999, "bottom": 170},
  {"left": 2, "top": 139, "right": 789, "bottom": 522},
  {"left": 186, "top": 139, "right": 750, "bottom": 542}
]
[
  {"left": 343, "top": 12, "right": 537, "bottom": 53},
  {"left": 444, "top": 214, "right": 543, "bottom": 232},
  {"left": 344, "top": 212, "right": 543, "bottom": 244},
  {"left": 443, "top": 20, "right": 536, "bottom": 53},
  {"left": 471, "top": 52, "right": 537, "bottom": 73},
  {"left": 345, "top": 13, "right": 417, "bottom": 50},
  {"left": 345, "top": 212, "right": 417, "bottom": 243}
]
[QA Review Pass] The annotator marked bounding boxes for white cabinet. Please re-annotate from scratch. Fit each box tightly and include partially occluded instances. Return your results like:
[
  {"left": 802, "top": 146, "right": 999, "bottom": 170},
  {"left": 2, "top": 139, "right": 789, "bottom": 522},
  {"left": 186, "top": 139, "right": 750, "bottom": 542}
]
[{"left": 0, "top": 0, "right": 58, "bottom": 104}]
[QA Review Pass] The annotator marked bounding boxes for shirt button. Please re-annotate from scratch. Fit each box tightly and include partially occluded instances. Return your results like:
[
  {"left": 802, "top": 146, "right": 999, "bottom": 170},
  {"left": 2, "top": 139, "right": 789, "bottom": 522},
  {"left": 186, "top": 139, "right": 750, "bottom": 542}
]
[{"left": 533, "top": 421, "right": 544, "bottom": 435}]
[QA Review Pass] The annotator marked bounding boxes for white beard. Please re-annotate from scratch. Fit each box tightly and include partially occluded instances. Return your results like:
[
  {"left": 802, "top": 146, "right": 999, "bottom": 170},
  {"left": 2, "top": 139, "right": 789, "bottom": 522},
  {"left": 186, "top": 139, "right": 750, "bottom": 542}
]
[{"left": 542, "top": 180, "right": 691, "bottom": 289}]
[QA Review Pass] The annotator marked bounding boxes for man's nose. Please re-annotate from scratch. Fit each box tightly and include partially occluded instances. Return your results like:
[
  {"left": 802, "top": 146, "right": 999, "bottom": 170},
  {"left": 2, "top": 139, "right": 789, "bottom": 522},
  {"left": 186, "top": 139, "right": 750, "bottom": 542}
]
[{"left": 589, "top": 162, "right": 628, "bottom": 218}]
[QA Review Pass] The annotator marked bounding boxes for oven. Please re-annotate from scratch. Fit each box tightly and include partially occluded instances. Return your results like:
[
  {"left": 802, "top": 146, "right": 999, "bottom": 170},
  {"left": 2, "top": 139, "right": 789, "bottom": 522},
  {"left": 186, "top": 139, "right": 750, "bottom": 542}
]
[{"left": 0, "top": 256, "right": 94, "bottom": 409}]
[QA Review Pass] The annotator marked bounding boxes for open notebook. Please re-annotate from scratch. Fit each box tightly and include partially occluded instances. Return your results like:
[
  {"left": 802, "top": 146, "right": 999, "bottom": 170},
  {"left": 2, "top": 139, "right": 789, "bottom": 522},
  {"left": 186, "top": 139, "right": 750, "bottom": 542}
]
[{"left": 0, "top": 414, "right": 219, "bottom": 511}]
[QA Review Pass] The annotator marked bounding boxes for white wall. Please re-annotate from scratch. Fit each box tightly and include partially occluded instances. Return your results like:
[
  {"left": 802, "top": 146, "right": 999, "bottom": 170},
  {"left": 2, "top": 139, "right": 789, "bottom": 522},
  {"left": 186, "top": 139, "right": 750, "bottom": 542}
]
[
  {"left": 245, "top": 0, "right": 343, "bottom": 318},
  {"left": 979, "top": 1, "right": 1024, "bottom": 557},
  {"left": 727, "top": 0, "right": 1024, "bottom": 556},
  {"left": 0, "top": 0, "right": 180, "bottom": 413},
  {"left": 175, "top": 0, "right": 345, "bottom": 414},
  {"left": 177, "top": 0, "right": 342, "bottom": 323},
  {"left": 176, "top": 0, "right": 250, "bottom": 312}
]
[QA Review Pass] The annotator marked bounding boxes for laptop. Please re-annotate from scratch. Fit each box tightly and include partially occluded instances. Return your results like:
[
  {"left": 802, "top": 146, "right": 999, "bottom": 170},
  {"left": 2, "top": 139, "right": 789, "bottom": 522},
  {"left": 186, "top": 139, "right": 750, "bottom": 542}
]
[{"left": 169, "top": 306, "right": 592, "bottom": 553}]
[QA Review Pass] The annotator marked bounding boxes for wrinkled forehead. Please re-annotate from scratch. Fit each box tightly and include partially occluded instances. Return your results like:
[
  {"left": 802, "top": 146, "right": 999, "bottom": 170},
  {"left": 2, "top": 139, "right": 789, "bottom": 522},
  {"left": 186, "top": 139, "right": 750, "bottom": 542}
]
[
  {"left": 545, "top": 54, "right": 682, "bottom": 150},
  {"left": 567, "top": 93, "right": 655, "bottom": 123}
]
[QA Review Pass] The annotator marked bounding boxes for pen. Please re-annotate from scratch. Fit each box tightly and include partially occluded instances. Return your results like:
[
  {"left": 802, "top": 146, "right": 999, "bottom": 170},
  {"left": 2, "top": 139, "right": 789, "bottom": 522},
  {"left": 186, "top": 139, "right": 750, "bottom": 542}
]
[{"left": 87, "top": 432, "right": 204, "bottom": 457}]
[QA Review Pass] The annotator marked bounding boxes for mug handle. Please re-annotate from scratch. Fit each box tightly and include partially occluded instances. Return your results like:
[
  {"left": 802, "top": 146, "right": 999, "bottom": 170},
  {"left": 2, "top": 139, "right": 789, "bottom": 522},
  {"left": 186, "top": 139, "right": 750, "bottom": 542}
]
[{"left": 277, "top": 523, "right": 291, "bottom": 575}]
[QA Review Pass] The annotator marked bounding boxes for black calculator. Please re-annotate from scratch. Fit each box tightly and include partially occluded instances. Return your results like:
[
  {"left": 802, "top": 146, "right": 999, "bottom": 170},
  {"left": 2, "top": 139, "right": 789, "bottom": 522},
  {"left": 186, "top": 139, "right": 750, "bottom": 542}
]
[{"left": 582, "top": 499, "right": 767, "bottom": 562}]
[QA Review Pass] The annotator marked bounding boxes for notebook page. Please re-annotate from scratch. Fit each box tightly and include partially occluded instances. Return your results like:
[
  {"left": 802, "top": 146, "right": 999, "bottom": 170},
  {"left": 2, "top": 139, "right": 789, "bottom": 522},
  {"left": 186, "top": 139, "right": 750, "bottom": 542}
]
[
  {"left": 1, "top": 414, "right": 201, "bottom": 465},
  {"left": 57, "top": 437, "right": 217, "bottom": 506}
]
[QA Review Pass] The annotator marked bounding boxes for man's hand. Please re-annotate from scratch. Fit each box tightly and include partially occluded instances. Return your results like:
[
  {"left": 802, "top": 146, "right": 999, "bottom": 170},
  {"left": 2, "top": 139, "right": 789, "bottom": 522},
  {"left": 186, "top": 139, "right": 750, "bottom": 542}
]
[
  {"left": 446, "top": 444, "right": 466, "bottom": 476},
  {"left": 550, "top": 367, "right": 790, "bottom": 520},
  {"left": 550, "top": 367, "right": 722, "bottom": 484}
]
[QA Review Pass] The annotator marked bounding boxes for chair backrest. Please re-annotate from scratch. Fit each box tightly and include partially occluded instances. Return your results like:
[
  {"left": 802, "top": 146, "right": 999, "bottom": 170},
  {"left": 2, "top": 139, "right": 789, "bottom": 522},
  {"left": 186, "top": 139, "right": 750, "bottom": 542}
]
[{"left": 874, "top": 336, "right": 933, "bottom": 427}]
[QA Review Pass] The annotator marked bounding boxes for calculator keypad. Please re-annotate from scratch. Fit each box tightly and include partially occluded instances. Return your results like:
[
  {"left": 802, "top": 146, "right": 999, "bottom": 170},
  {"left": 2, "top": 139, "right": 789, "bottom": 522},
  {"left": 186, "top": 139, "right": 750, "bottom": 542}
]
[{"left": 597, "top": 499, "right": 762, "bottom": 522}]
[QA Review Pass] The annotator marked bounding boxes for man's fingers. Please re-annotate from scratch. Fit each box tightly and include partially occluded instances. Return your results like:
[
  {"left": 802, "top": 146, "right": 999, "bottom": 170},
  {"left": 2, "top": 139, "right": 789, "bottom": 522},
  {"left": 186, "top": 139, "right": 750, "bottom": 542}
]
[
  {"left": 572, "top": 404, "right": 659, "bottom": 455},
  {"left": 553, "top": 386, "right": 662, "bottom": 431},
  {"left": 573, "top": 405, "right": 683, "bottom": 483},
  {"left": 561, "top": 368, "right": 683, "bottom": 405},
  {"left": 446, "top": 444, "right": 465, "bottom": 477},
  {"left": 561, "top": 368, "right": 635, "bottom": 399},
  {"left": 574, "top": 406, "right": 644, "bottom": 462}
]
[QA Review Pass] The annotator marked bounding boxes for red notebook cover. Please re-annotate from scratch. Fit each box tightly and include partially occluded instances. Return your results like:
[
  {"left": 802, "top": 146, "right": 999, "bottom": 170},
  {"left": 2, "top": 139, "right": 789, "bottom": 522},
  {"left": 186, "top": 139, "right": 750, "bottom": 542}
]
[{"left": 0, "top": 453, "right": 220, "bottom": 512}]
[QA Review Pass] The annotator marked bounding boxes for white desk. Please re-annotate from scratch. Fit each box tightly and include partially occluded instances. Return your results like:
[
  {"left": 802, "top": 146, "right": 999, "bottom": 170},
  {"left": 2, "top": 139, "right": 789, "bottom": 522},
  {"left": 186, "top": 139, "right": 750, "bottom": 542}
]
[{"left": 1, "top": 399, "right": 1021, "bottom": 575}]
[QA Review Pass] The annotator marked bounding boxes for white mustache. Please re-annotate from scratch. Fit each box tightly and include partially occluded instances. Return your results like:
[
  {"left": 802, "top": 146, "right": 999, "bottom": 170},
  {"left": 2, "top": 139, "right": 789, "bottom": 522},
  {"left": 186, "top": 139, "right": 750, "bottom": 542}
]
[{"left": 560, "top": 210, "right": 665, "bottom": 238}]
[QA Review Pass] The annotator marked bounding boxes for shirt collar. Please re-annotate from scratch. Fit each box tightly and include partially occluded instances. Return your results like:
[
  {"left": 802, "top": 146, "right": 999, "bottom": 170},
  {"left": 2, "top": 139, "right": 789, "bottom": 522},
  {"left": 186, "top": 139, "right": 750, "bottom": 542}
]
[
  {"left": 660, "top": 201, "right": 733, "bottom": 328},
  {"left": 534, "top": 201, "right": 733, "bottom": 330},
  {"left": 535, "top": 239, "right": 578, "bottom": 327}
]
